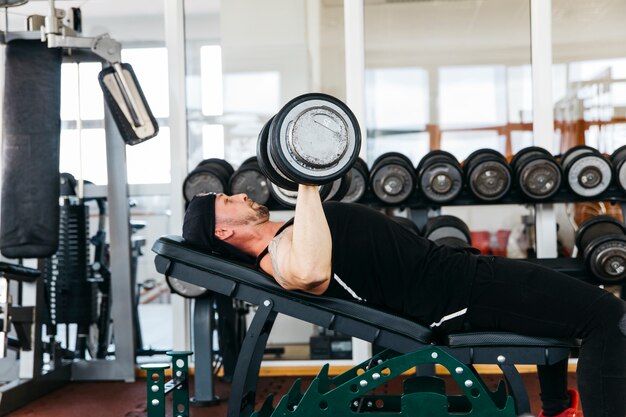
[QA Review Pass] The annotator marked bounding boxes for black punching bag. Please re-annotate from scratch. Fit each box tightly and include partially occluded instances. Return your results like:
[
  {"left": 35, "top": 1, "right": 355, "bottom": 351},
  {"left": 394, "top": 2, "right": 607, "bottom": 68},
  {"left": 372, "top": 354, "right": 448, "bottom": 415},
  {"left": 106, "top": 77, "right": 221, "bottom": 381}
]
[{"left": 1, "top": 40, "right": 62, "bottom": 258}]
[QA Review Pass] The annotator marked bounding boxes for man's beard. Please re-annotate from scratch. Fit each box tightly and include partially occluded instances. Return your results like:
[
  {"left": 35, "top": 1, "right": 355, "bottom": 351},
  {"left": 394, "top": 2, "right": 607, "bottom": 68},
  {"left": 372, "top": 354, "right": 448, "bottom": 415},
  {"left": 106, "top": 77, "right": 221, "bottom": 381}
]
[{"left": 254, "top": 203, "right": 270, "bottom": 220}]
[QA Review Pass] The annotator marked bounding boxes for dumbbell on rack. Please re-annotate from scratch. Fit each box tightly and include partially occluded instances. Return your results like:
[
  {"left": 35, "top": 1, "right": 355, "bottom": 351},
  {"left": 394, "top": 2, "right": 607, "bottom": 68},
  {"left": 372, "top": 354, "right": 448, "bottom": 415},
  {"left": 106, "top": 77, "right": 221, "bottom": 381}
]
[
  {"left": 229, "top": 156, "right": 271, "bottom": 206},
  {"left": 369, "top": 152, "right": 416, "bottom": 204},
  {"left": 559, "top": 145, "right": 612, "bottom": 198},
  {"left": 341, "top": 157, "right": 369, "bottom": 204},
  {"left": 256, "top": 93, "right": 362, "bottom": 207},
  {"left": 575, "top": 215, "right": 626, "bottom": 285},
  {"left": 510, "top": 146, "right": 562, "bottom": 200},
  {"left": 463, "top": 149, "right": 512, "bottom": 202},
  {"left": 610, "top": 145, "right": 626, "bottom": 193},
  {"left": 416, "top": 150, "right": 463, "bottom": 204},
  {"left": 422, "top": 215, "right": 472, "bottom": 248},
  {"left": 182, "top": 158, "right": 234, "bottom": 203}
]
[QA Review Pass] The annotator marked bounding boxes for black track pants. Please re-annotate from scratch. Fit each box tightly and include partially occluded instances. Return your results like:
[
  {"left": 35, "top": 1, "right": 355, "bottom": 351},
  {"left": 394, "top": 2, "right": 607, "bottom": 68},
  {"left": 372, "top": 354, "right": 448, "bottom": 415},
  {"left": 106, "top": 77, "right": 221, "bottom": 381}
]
[{"left": 465, "top": 256, "right": 626, "bottom": 417}]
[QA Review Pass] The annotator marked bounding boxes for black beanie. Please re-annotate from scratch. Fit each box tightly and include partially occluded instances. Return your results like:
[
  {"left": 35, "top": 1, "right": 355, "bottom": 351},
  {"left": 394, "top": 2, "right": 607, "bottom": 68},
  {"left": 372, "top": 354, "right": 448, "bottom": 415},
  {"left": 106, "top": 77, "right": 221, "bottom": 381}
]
[{"left": 182, "top": 193, "right": 255, "bottom": 263}]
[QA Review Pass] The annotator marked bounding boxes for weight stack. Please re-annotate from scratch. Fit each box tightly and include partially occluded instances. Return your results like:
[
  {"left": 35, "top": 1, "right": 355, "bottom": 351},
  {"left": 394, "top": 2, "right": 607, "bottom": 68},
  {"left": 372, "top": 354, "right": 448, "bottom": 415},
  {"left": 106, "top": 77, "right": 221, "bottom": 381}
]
[{"left": 43, "top": 200, "right": 95, "bottom": 326}]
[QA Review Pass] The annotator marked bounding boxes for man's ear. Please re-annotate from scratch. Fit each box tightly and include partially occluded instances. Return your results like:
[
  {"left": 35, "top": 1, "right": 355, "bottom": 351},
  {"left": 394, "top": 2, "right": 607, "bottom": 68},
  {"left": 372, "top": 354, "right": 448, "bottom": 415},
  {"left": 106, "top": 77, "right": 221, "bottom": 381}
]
[{"left": 214, "top": 227, "right": 234, "bottom": 241}]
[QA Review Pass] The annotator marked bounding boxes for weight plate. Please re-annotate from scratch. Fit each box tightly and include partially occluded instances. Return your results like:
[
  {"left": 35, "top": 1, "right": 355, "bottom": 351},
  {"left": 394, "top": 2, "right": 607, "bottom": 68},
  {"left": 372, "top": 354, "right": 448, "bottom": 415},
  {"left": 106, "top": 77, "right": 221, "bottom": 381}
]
[
  {"left": 425, "top": 226, "right": 470, "bottom": 244},
  {"left": 468, "top": 160, "right": 511, "bottom": 201},
  {"left": 371, "top": 164, "right": 415, "bottom": 204},
  {"left": 166, "top": 275, "right": 209, "bottom": 298},
  {"left": 257, "top": 117, "right": 299, "bottom": 191},
  {"left": 182, "top": 167, "right": 226, "bottom": 203},
  {"left": 610, "top": 145, "right": 626, "bottom": 192},
  {"left": 423, "top": 215, "right": 472, "bottom": 244},
  {"left": 432, "top": 236, "right": 470, "bottom": 248},
  {"left": 509, "top": 146, "right": 552, "bottom": 173},
  {"left": 268, "top": 183, "right": 333, "bottom": 208},
  {"left": 197, "top": 158, "right": 235, "bottom": 177},
  {"left": 464, "top": 148, "right": 505, "bottom": 168},
  {"left": 270, "top": 93, "right": 361, "bottom": 185},
  {"left": 583, "top": 234, "right": 626, "bottom": 285},
  {"left": 566, "top": 154, "right": 612, "bottom": 197},
  {"left": 342, "top": 166, "right": 368, "bottom": 203},
  {"left": 327, "top": 171, "right": 353, "bottom": 201},
  {"left": 575, "top": 215, "right": 626, "bottom": 251},
  {"left": 229, "top": 167, "right": 271, "bottom": 206},
  {"left": 372, "top": 151, "right": 414, "bottom": 170},
  {"left": 559, "top": 145, "right": 596, "bottom": 171},
  {"left": 419, "top": 162, "right": 463, "bottom": 203},
  {"left": 517, "top": 158, "right": 562, "bottom": 200}
]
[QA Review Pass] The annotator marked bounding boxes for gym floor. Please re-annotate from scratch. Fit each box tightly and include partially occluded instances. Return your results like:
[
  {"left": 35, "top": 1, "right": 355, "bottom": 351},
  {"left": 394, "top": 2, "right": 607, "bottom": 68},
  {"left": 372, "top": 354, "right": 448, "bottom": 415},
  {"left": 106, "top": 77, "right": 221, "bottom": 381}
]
[{"left": 5, "top": 371, "right": 577, "bottom": 416}]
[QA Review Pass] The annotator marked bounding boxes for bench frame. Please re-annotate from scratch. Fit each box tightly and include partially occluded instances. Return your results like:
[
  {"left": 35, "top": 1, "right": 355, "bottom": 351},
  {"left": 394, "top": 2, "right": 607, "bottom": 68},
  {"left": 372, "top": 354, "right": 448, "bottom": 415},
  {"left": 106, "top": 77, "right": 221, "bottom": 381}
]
[{"left": 153, "top": 236, "right": 578, "bottom": 417}]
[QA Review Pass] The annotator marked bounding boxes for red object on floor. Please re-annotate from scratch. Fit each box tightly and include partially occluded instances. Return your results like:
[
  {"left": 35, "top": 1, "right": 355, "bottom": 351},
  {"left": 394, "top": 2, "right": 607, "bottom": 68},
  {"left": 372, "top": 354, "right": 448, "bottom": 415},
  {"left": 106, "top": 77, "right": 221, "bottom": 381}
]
[
  {"left": 538, "top": 388, "right": 583, "bottom": 417},
  {"left": 470, "top": 231, "right": 491, "bottom": 254}
]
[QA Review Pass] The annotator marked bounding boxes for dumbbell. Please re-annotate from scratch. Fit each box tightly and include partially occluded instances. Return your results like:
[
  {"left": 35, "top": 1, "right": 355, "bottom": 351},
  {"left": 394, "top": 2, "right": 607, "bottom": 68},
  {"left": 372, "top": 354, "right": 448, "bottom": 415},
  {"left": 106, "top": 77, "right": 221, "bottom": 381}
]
[
  {"left": 422, "top": 215, "right": 472, "bottom": 248},
  {"left": 510, "top": 146, "right": 562, "bottom": 200},
  {"left": 341, "top": 157, "right": 369, "bottom": 204},
  {"left": 575, "top": 215, "right": 626, "bottom": 285},
  {"left": 182, "top": 158, "right": 234, "bottom": 203},
  {"left": 370, "top": 152, "right": 416, "bottom": 204},
  {"left": 229, "top": 156, "right": 271, "bottom": 206},
  {"left": 416, "top": 150, "right": 463, "bottom": 203},
  {"left": 463, "top": 149, "right": 512, "bottom": 202},
  {"left": 610, "top": 145, "right": 626, "bottom": 193},
  {"left": 560, "top": 145, "right": 612, "bottom": 197},
  {"left": 269, "top": 183, "right": 334, "bottom": 209},
  {"left": 257, "top": 93, "right": 361, "bottom": 196},
  {"left": 326, "top": 171, "right": 353, "bottom": 202},
  {"left": 166, "top": 276, "right": 209, "bottom": 298}
]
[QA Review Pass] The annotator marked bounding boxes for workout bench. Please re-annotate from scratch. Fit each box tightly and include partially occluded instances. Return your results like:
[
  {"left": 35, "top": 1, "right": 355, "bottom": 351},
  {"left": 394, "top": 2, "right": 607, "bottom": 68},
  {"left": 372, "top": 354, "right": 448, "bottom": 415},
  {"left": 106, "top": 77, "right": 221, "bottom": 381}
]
[{"left": 153, "top": 236, "right": 579, "bottom": 417}]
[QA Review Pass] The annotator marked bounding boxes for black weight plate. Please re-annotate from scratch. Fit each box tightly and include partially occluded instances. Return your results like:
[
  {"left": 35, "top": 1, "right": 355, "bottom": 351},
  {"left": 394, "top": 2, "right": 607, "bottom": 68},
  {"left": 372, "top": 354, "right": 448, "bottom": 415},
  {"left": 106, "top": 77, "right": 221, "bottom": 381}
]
[
  {"left": 342, "top": 164, "right": 368, "bottom": 203},
  {"left": 182, "top": 166, "right": 227, "bottom": 203},
  {"left": 575, "top": 215, "right": 626, "bottom": 251},
  {"left": 197, "top": 158, "right": 234, "bottom": 177},
  {"left": 509, "top": 146, "right": 552, "bottom": 174},
  {"left": 229, "top": 165, "right": 271, "bottom": 206},
  {"left": 610, "top": 145, "right": 626, "bottom": 192},
  {"left": 463, "top": 148, "right": 507, "bottom": 171},
  {"left": 422, "top": 215, "right": 471, "bottom": 244},
  {"left": 257, "top": 117, "right": 299, "bottom": 191},
  {"left": 610, "top": 145, "right": 626, "bottom": 164},
  {"left": 268, "top": 183, "right": 332, "bottom": 209},
  {"left": 516, "top": 158, "right": 562, "bottom": 200},
  {"left": 559, "top": 145, "right": 597, "bottom": 170},
  {"left": 583, "top": 234, "right": 626, "bottom": 285},
  {"left": 417, "top": 151, "right": 463, "bottom": 203},
  {"left": 467, "top": 161, "right": 511, "bottom": 201},
  {"left": 166, "top": 275, "right": 209, "bottom": 298},
  {"left": 326, "top": 171, "right": 352, "bottom": 201},
  {"left": 432, "top": 236, "right": 470, "bottom": 249},
  {"left": 370, "top": 164, "right": 415, "bottom": 204},
  {"left": 372, "top": 151, "right": 414, "bottom": 171},
  {"left": 269, "top": 93, "right": 361, "bottom": 185}
]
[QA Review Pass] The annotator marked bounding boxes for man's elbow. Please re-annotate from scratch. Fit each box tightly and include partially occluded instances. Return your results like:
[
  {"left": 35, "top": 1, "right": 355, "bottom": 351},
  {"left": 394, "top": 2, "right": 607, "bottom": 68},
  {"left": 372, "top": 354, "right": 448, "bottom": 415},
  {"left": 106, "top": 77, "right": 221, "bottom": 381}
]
[{"left": 292, "top": 270, "right": 329, "bottom": 290}]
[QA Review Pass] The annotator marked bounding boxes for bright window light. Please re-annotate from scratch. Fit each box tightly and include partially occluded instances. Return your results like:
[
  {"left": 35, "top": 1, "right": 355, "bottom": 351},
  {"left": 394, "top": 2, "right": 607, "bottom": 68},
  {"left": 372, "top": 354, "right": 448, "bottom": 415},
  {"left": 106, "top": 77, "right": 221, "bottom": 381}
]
[
  {"left": 121, "top": 48, "right": 169, "bottom": 118},
  {"left": 223, "top": 71, "right": 280, "bottom": 115},
  {"left": 201, "top": 45, "right": 223, "bottom": 116},
  {"left": 59, "top": 129, "right": 108, "bottom": 185},
  {"left": 202, "top": 125, "right": 225, "bottom": 159},
  {"left": 126, "top": 127, "right": 171, "bottom": 184}
]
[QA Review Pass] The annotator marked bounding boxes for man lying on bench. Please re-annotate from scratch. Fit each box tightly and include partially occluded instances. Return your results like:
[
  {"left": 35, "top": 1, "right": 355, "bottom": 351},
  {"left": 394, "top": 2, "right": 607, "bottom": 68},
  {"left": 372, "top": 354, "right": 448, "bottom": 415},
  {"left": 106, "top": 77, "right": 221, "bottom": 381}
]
[{"left": 182, "top": 185, "right": 626, "bottom": 417}]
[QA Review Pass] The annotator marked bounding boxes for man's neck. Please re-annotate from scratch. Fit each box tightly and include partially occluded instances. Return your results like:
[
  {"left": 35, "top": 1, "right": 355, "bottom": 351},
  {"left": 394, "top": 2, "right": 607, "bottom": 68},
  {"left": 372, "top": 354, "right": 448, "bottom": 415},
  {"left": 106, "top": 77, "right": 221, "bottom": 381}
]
[{"left": 245, "top": 220, "right": 286, "bottom": 259}]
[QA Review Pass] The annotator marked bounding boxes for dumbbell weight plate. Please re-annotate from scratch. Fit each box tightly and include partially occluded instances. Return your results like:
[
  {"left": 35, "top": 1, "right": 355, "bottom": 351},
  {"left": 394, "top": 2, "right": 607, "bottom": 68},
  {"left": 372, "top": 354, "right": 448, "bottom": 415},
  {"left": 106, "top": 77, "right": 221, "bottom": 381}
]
[
  {"left": 575, "top": 215, "right": 626, "bottom": 252},
  {"left": 423, "top": 215, "right": 472, "bottom": 245},
  {"left": 559, "top": 145, "right": 596, "bottom": 171},
  {"left": 229, "top": 164, "right": 271, "bottom": 206},
  {"left": 511, "top": 147, "right": 561, "bottom": 200},
  {"left": 610, "top": 145, "right": 626, "bottom": 192},
  {"left": 566, "top": 153, "right": 612, "bottom": 197},
  {"left": 326, "top": 171, "right": 352, "bottom": 201},
  {"left": 183, "top": 164, "right": 228, "bottom": 203},
  {"left": 342, "top": 158, "right": 369, "bottom": 203},
  {"left": 391, "top": 216, "right": 420, "bottom": 236},
  {"left": 198, "top": 158, "right": 235, "bottom": 178},
  {"left": 257, "top": 117, "right": 300, "bottom": 191},
  {"left": 269, "top": 183, "right": 334, "bottom": 209},
  {"left": 417, "top": 150, "right": 463, "bottom": 203},
  {"left": 583, "top": 234, "right": 626, "bottom": 285},
  {"left": 269, "top": 93, "right": 361, "bottom": 185},
  {"left": 464, "top": 149, "right": 511, "bottom": 201},
  {"left": 166, "top": 276, "right": 209, "bottom": 298},
  {"left": 370, "top": 152, "right": 416, "bottom": 204}
]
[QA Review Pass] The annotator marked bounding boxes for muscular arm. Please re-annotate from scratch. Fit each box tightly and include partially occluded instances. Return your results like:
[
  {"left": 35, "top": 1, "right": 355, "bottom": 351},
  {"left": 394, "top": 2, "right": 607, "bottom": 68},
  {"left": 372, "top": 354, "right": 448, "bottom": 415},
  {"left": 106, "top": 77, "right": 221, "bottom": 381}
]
[{"left": 269, "top": 184, "right": 332, "bottom": 294}]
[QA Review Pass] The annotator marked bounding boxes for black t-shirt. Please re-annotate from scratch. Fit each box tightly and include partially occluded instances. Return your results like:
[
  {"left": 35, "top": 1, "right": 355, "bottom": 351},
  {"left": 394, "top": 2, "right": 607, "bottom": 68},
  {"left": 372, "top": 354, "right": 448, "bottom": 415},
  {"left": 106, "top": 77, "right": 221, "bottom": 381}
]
[{"left": 320, "top": 202, "right": 476, "bottom": 333}]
